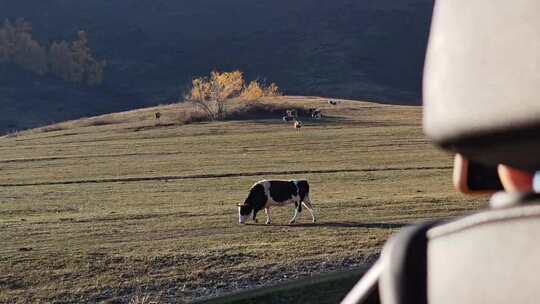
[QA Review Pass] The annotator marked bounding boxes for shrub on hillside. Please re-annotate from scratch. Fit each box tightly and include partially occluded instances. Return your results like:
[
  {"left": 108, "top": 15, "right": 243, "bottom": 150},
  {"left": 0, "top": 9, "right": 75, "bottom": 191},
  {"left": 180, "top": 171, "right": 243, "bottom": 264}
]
[
  {"left": 227, "top": 102, "right": 307, "bottom": 120},
  {"left": 264, "top": 82, "right": 281, "bottom": 97},
  {"left": 39, "top": 125, "right": 66, "bottom": 133},
  {"left": 240, "top": 80, "right": 264, "bottom": 102},
  {"left": 176, "top": 108, "right": 207, "bottom": 125},
  {"left": 240, "top": 81, "right": 282, "bottom": 101}
]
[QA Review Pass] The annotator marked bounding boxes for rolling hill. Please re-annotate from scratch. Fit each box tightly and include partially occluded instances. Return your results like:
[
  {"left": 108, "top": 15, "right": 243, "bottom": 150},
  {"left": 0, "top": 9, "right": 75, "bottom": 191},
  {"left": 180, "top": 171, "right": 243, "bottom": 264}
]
[
  {"left": 0, "top": 97, "right": 485, "bottom": 303},
  {"left": 0, "top": 0, "right": 434, "bottom": 133}
]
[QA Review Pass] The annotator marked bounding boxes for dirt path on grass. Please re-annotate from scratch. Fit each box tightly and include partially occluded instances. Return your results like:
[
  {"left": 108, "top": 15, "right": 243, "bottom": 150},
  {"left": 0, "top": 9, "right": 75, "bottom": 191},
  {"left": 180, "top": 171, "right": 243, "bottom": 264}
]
[{"left": 0, "top": 165, "right": 451, "bottom": 187}]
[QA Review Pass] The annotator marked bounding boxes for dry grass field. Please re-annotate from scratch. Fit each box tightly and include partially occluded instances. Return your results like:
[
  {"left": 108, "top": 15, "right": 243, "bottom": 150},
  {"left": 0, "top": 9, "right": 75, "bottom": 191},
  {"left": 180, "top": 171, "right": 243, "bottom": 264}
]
[{"left": 0, "top": 96, "right": 486, "bottom": 303}]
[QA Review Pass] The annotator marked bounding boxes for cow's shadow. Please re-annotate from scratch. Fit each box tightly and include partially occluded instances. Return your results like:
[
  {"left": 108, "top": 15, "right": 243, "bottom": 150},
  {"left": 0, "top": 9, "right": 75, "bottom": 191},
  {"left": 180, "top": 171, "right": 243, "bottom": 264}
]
[{"left": 249, "top": 221, "right": 408, "bottom": 229}]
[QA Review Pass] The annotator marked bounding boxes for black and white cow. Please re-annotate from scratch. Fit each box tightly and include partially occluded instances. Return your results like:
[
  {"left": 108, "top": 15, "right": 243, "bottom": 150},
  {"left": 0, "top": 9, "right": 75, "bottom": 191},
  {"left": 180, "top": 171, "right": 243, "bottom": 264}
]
[
  {"left": 238, "top": 179, "right": 316, "bottom": 225},
  {"left": 309, "top": 108, "right": 322, "bottom": 119}
]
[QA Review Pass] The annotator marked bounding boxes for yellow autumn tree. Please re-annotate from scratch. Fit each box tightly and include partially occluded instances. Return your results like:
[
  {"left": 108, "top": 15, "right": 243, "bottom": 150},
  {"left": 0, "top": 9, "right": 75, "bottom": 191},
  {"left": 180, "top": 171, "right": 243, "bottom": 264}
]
[
  {"left": 189, "top": 70, "right": 245, "bottom": 120},
  {"left": 13, "top": 35, "right": 48, "bottom": 75},
  {"left": 240, "top": 80, "right": 264, "bottom": 102},
  {"left": 86, "top": 60, "right": 106, "bottom": 86},
  {"left": 0, "top": 18, "right": 48, "bottom": 75},
  {"left": 239, "top": 81, "right": 281, "bottom": 102},
  {"left": 0, "top": 19, "right": 105, "bottom": 86},
  {"left": 70, "top": 31, "right": 106, "bottom": 85},
  {"left": 264, "top": 82, "right": 281, "bottom": 97},
  {"left": 49, "top": 41, "right": 74, "bottom": 82}
]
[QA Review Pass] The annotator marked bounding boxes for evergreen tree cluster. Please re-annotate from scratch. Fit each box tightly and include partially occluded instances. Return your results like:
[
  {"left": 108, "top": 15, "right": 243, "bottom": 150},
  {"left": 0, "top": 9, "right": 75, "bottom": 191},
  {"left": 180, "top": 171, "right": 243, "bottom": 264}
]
[{"left": 0, "top": 18, "right": 105, "bottom": 86}]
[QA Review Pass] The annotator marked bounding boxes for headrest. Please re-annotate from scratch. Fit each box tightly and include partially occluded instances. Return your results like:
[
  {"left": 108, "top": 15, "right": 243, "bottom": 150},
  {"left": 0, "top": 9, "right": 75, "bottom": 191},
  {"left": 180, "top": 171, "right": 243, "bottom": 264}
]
[{"left": 423, "top": 0, "right": 540, "bottom": 171}]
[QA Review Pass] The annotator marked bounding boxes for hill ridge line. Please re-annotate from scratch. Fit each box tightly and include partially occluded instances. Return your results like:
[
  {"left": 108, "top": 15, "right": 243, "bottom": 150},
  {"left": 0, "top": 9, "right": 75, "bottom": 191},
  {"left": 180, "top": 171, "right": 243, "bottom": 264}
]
[{"left": 0, "top": 166, "right": 452, "bottom": 188}]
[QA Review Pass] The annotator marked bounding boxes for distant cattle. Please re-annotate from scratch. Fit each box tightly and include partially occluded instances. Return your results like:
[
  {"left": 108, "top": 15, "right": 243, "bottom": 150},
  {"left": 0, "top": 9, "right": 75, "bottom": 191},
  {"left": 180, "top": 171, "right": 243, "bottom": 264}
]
[
  {"left": 309, "top": 108, "right": 322, "bottom": 119},
  {"left": 238, "top": 179, "right": 316, "bottom": 225},
  {"left": 155, "top": 112, "right": 161, "bottom": 121},
  {"left": 285, "top": 109, "right": 298, "bottom": 118},
  {"left": 328, "top": 100, "right": 339, "bottom": 106},
  {"left": 294, "top": 120, "right": 303, "bottom": 131}
]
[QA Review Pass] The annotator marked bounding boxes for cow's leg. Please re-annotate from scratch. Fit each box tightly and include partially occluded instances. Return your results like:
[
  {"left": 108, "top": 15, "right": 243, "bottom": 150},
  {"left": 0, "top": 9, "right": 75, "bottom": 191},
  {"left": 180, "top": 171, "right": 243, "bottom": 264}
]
[
  {"left": 302, "top": 195, "right": 316, "bottom": 223},
  {"left": 252, "top": 210, "right": 259, "bottom": 223},
  {"left": 265, "top": 207, "right": 272, "bottom": 225},
  {"left": 289, "top": 201, "right": 302, "bottom": 224}
]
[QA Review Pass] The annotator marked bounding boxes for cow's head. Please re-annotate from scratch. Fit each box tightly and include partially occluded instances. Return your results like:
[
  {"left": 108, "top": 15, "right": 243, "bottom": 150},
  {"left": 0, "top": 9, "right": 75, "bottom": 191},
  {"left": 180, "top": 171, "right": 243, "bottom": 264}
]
[{"left": 237, "top": 203, "right": 253, "bottom": 224}]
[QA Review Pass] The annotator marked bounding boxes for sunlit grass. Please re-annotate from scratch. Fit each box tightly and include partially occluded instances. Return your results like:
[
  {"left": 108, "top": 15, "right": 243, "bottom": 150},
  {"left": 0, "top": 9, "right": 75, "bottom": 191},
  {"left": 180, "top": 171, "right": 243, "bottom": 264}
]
[{"left": 0, "top": 97, "right": 486, "bottom": 303}]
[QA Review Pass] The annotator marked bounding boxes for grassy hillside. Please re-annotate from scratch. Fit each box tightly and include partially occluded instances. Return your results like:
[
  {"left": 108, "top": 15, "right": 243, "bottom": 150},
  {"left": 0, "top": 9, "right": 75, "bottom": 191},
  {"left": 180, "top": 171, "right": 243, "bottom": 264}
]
[
  {"left": 0, "top": 0, "right": 433, "bottom": 133},
  {"left": 0, "top": 97, "right": 486, "bottom": 303}
]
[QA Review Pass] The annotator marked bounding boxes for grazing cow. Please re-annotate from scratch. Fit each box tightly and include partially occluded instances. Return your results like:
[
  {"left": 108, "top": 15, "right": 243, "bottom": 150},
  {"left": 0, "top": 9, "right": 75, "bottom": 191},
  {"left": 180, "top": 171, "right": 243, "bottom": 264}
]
[
  {"left": 283, "top": 116, "right": 294, "bottom": 122},
  {"left": 328, "top": 100, "right": 339, "bottom": 106},
  {"left": 285, "top": 109, "right": 298, "bottom": 119},
  {"left": 238, "top": 180, "right": 316, "bottom": 225},
  {"left": 309, "top": 108, "right": 322, "bottom": 119},
  {"left": 155, "top": 112, "right": 161, "bottom": 121},
  {"left": 294, "top": 120, "right": 303, "bottom": 131}
]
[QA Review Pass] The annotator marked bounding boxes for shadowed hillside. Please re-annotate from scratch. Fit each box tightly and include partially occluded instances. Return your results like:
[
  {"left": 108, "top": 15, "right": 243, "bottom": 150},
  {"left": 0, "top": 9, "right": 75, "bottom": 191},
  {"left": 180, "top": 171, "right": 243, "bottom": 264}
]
[{"left": 0, "top": 0, "right": 434, "bottom": 133}]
